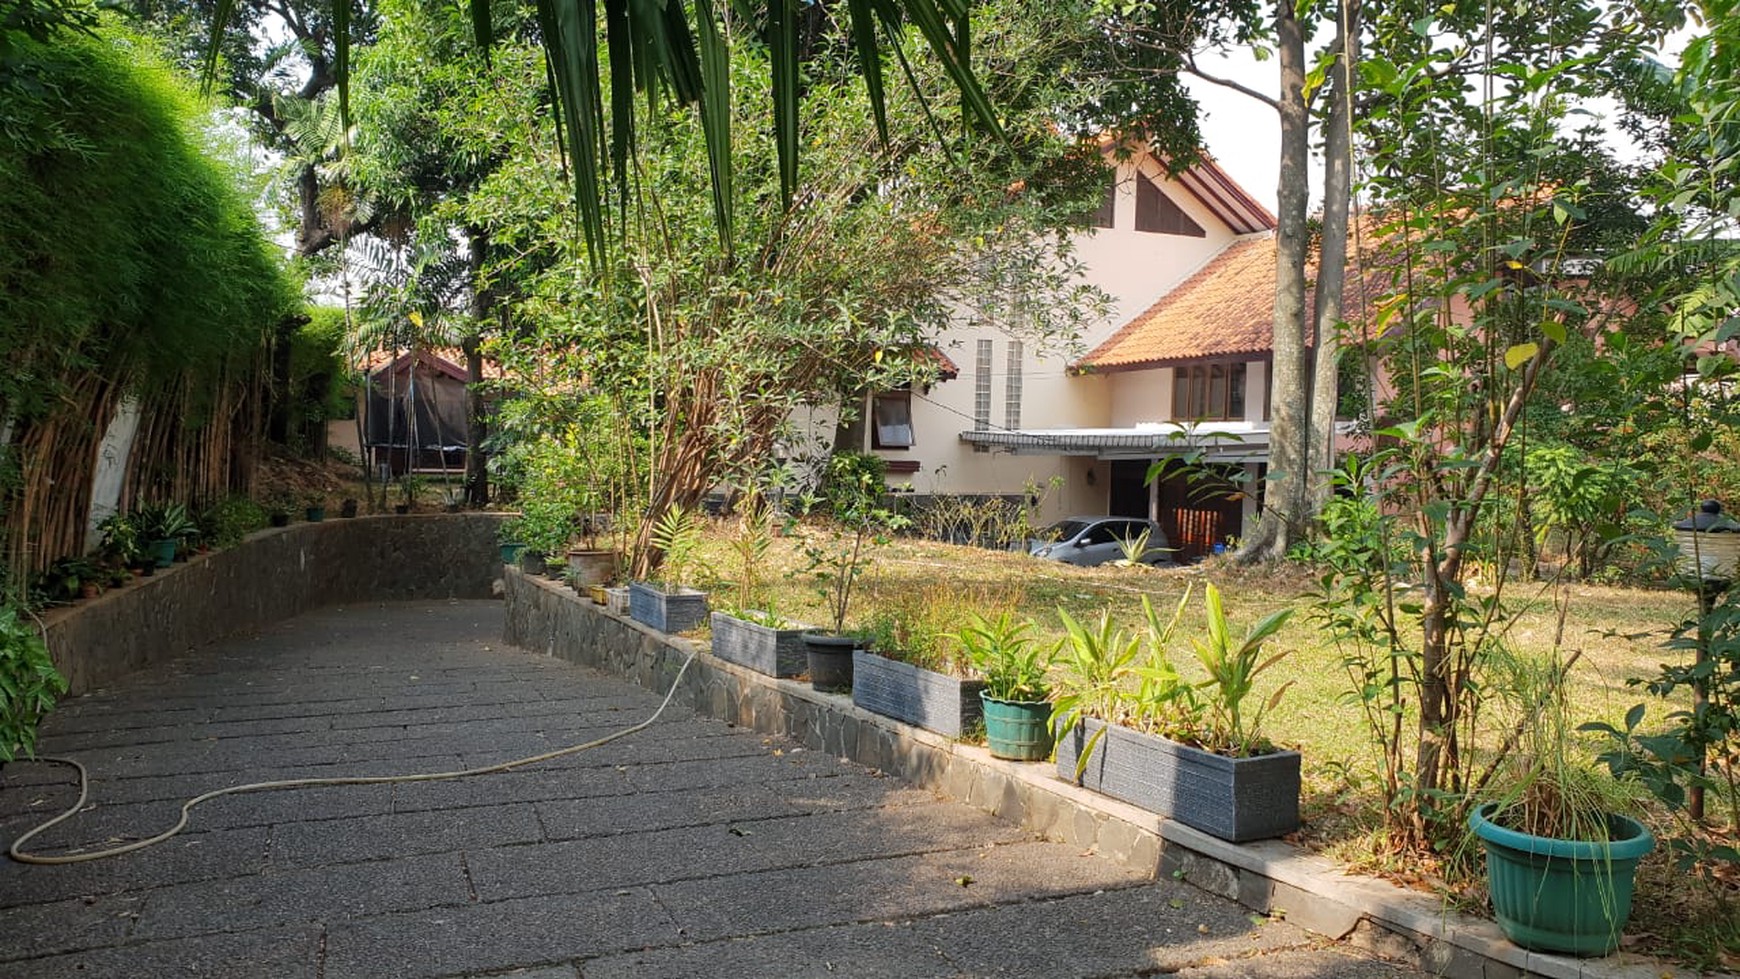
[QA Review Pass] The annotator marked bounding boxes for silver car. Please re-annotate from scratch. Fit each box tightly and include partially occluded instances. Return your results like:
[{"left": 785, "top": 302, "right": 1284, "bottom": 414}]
[{"left": 1028, "top": 516, "right": 1174, "bottom": 567}]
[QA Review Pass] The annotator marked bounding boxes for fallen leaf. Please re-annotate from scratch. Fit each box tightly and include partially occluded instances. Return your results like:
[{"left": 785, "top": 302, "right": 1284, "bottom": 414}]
[
  {"left": 1168, "top": 899, "right": 1184, "bottom": 910},
  {"left": 954, "top": 876, "right": 973, "bottom": 887}
]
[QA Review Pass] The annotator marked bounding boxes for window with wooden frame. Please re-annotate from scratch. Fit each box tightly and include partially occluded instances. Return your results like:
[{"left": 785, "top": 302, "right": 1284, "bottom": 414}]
[
  {"left": 872, "top": 388, "right": 914, "bottom": 448},
  {"left": 1171, "top": 362, "right": 1247, "bottom": 421},
  {"left": 1135, "top": 177, "right": 1206, "bottom": 237}
]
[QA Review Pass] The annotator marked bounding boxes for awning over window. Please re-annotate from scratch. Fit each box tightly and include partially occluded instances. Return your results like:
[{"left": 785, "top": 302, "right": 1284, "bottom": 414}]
[{"left": 958, "top": 422, "right": 1272, "bottom": 462}]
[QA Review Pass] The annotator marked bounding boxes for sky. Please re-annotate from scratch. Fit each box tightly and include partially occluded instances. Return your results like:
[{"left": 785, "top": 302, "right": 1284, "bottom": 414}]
[
  {"left": 1182, "top": 47, "right": 1295, "bottom": 215},
  {"left": 1183, "top": 30, "right": 1692, "bottom": 218}
]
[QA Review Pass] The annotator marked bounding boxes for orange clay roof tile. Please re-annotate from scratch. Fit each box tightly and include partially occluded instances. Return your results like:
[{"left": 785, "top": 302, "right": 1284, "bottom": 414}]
[
  {"left": 1080, "top": 236, "right": 1279, "bottom": 371},
  {"left": 1079, "top": 233, "right": 1379, "bottom": 372}
]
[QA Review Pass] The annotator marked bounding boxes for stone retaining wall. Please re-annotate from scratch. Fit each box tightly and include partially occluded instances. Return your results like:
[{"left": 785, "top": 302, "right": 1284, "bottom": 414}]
[
  {"left": 44, "top": 513, "right": 507, "bottom": 695},
  {"left": 502, "top": 566, "right": 1679, "bottom": 979}
]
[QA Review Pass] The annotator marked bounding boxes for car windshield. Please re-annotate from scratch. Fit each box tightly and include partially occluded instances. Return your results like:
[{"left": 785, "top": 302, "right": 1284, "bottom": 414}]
[{"left": 1040, "top": 520, "right": 1090, "bottom": 542}]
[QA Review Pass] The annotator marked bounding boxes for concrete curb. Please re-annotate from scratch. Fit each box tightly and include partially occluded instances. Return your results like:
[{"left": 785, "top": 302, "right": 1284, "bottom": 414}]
[{"left": 501, "top": 568, "right": 1696, "bottom": 979}]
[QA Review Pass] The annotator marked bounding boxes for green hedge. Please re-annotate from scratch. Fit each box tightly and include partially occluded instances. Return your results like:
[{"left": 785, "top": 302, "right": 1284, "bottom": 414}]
[{"left": 0, "top": 29, "right": 297, "bottom": 425}]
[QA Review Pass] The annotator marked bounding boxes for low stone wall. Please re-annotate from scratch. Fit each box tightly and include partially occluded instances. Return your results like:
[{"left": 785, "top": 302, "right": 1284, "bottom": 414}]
[
  {"left": 502, "top": 566, "right": 1679, "bottom": 979},
  {"left": 44, "top": 513, "right": 508, "bottom": 695}
]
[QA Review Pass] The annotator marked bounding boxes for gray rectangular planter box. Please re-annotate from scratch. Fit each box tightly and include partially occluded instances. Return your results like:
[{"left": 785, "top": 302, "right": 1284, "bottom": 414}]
[
  {"left": 628, "top": 582, "right": 709, "bottom": 633},
  {"left": 851, "top": 649, "right": 985, "bottom": 738},
  {"left": 604, "top": 586, "right": 630, "bottom": 616},
  {"left": 1055, "top": 717, "right": 1300, "bottom": 843},
  {"left": 710, "top": 611, "right": 809, "bottom": 678}
]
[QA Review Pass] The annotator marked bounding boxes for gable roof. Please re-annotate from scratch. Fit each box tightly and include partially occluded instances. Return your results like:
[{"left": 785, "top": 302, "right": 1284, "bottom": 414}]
[
  {"left": 1100, "top": 137, "right": 1276, "bottom": 236},
  {"left": 1164, "top": 155, "right": 1276, "bottom": 236},
  {"left": 1078, "top": 235, "right": 1280, "bottom": 372},
  {"left": 1076, "top": 232, "right": 1382, "bottom": 373}
]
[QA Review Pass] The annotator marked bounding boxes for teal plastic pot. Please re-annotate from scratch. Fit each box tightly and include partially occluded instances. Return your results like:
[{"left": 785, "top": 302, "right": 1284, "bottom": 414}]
[
  {"left": 305, "top": 506, "right": 326, "bottom": 523},
  {"left": 500, "top": 542, "right": 527, "bottom": 565},
  {"left": 1468, "top": 802, "right": 1653, "bottom": 956},
  {"left": 147, "top": 538, "right": 177, "bottom": 569},
  {"left": 980, "top": 692, "right": 1053, "bottom": 761}
]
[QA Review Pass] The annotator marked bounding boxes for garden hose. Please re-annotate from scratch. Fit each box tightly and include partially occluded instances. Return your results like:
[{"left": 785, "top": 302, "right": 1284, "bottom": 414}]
[{"left": 6, "top": 647, "right": 698, "bottom": 866}]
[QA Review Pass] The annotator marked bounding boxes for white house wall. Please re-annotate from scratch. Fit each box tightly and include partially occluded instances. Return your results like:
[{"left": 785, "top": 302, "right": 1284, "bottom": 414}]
[
  {"left": 1071, "top": 157, "right": 1241, "bottom": 346},
  {"left": 784, "top": 154, "right": 1261, "bottom": 522}
]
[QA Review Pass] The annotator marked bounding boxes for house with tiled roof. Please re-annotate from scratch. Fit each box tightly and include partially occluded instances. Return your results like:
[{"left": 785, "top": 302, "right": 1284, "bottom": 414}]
[{"left": 830, "top": 143, "right": 1308, "bottom": 560}]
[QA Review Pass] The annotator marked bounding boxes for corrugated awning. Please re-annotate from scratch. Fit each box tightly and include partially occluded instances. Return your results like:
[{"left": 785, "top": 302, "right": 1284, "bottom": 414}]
[{"left": 958, "top": 423, "right": 1272, "bottom": 462}]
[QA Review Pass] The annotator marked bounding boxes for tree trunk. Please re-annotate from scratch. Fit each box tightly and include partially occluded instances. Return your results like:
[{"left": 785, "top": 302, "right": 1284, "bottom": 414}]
[
  {"left": 464, "top": 227, "right": 492, "bottom": 507},
  {"left": 1239, "top": 2, "right": 1310, "bottom": 563},
  {"left": 1305, "top": 1, "right": 1359, "bottom": 521}
]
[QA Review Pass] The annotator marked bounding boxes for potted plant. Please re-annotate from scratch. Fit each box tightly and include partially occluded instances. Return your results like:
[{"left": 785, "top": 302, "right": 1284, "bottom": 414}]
[
  {"left": 0, "top": 603, "right": 68, "bottom": 763},
  {"left": 497, "top": 517, "right": 529, "bottom": 566},
  {"left": 953, "top": 612, "right": 1054, "bottom": 760},
  {"left": 850, "top": 591, "right": 986, "bottom": 738},
  {"left": 512, "top": 497, "right": 575, "bottom": 579},
  {"left": 1052, "top": 584, "right": 1302, "bottom": 842},
  {"left": 138, "top": 502, "right": 197, "bottom": 566},
  {"left": 304, "top": 492, "right": 327, "bottom": 523},
  {"left": 264, "top": 491, "right": 294, "bottom": 528},
  {"left": 395, "top": 475, "right": 425, "bottom": 514},
  {"left": 565, "top": 513, "right": 618, "bottom": 589},
  {"left": 1469, "top": 655, "right": 1654, "bottom": 956},
  {"left": 97, "top": 511, "right": 143, "bottom": 572},
  {"left": 628, "top": 506, "right": 711, "bottom": 633},
  {"left": 799, "top": 453, "right": 902, "bottom": 692},
  {"left": 711, "top": 491, "right": 811, "bottom": 677},
  {"left": 339, "top": 497, "right": 360, "bottom": 518},
  {"left": 37, "top": 557, "right": 104, "bottom": 602}
]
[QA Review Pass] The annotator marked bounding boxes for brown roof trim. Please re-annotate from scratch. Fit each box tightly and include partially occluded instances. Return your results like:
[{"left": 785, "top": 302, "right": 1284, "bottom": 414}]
[
  {"left": 1078, "top": 351, "right": 1274, "bottom": 375},
  {"left": 1187, "top": 155, "right": 1277, "bottom": 232}
]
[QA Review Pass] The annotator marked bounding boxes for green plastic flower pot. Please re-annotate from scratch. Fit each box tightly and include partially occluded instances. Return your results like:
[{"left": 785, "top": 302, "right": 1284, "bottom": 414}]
[
  {"left": 147, "top": 538, "right": 177, "bottom": 569},
  {"left": 1468, "top": 802, "right": 1653, "bottom": 957},
  {"left": 980, "top": 692, "right": 1053, "bottom": 761},
  {"left": 500, "top": 542, "right": 527, "bottom": 565}
]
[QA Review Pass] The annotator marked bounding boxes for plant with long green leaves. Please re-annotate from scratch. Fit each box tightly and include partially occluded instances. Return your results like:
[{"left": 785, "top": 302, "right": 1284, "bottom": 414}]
[
  {"left": 648, "top": 505, "right": 708, "bottom": 592},
  {"left": 1190, "top": 584, "right": 1294, "bottom": 758},
  {"left": 951, "top": 612, "right": 1049, "bottom": 703},
  {"left": 1049, "top": 607, "right": 1143, "bottom": 778},
  {"left": 1128, "top": 588, "right": 1200, "bottom": 739}
]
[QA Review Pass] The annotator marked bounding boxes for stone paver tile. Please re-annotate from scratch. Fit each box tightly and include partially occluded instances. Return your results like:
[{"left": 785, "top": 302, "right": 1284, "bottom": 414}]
[
  {"left": 322, "top": 887, "right": 676, "bottom": 979},
  {"left": 0, "top": 893, "right": 145, "bottom": 962},
  {"left": 4, "top": 924, "right": 321, "bottom": 979},
  {"left": 534, "top": 773, "right": 934, "bottom": 840},
  {"left": 466, "top": 803, "right": 1028, "bottom": 903},
  {"left": 270, "top": 802, "right": 544, "bottom": 866},
  {"left": 904, "top": 882, "right": 1313, "bottom": 975},
  {"left": 0, "top": 826, "right": 271, "bottom": 909},
  {"left": 130, "top": 851, "right": 469, "bottom": 940},
  {"left": 579, "top": 921, "right": 960, "bottom": 979},
  {"left": 653, "top": 840, "right": 1149, "bottom": 943}
]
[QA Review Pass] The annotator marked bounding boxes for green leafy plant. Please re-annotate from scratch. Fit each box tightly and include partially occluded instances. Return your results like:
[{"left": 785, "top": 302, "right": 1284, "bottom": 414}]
[
  {"left": 951, "top": 612, "right": 1049, "bottom": 702},
  {"left": 1048, "top": 607, "right": 1145, "bottom": 778},
  {"left": 799, "top": 453, "right": 909, "bottom": 634},
  {"left": 1112, "top": 526, "right": 1154, "bottom": 567},
  {"left": 137, "top": 502, "right": 197, "bottom": 544},
  {"left": 96, "top": 511, "right": 142, "bottom": 566},
  {"left": 199, "top": 497, "right": 268, "bottom": 547},
  {"left": 0, "top": 604, "right": 67, "bottom": 762},
  {"left": 1190, "top": 584, "right": 1294, "bottom": 757},
  {"left": 648, "top": 505, "right": 706, "bottom": 591},
  {"left": 33, "top": 556, "right": 105, "bottom": 604},
  {"left": 726, "top": 490, "right": 776, "bottom": 614}
]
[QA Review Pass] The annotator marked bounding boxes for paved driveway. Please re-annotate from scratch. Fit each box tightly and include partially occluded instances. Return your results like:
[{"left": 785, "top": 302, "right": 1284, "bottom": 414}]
[{"left": 0, "top": 601, "right": 1419, "bottom": 978}]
